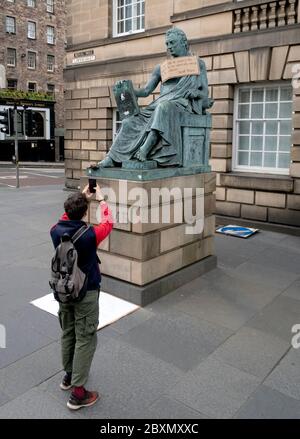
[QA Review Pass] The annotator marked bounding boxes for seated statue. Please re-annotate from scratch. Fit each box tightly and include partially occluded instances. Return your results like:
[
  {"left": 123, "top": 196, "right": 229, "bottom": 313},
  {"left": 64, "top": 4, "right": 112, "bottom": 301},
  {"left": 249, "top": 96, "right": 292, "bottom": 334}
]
[{"left": 98, "top": 27, "right": 213, "bottom": 168}]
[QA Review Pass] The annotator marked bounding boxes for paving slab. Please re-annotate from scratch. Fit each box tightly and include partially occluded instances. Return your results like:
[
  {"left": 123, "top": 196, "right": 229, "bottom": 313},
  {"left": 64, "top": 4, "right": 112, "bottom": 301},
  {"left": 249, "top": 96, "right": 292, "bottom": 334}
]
[
  {"left": 212, "top": 327, "right": 289, "bottom": 379},
  {"left": 200, "top": 267, "right": 283, "bottom": 310},
  {"left": 276, "top": 234, "right": 300, "bottom": 254},
  {"left": 0, "top": 342, "right": 61, "bottom": 402},
  {"left": 119, "top": 310, "right": 233, "bottom": 372},
  {"left": 0, "top": 312, "right": 54, "bottom": 369},
  {"left": 282, "top": 279, "right": 300, "bottom": 301},
  {"left": 144, "top": 396, "right": 208, "bottom": 419},
  {"left": 229, "top": 261, "right": 299, "bottom": 291},
  {"left": 235, "top": 385, "right": 300, "bottom": 419},
  {"left": 248, "top": 246, "right": 300, "bottom": 276},
  {"left": 166, "top": 356, "right": 260, "bottom": 419},
  {"left": 247, "top": 296, "right": 300, "bottom": 342},
  {"left": 0, "top": 388, "right": 73, "bottom": 419},
  {"left": 174, "top": 287, "right": 256, "bottom": 331},
  {"left": 215, "top": 234, "right": 268, "bottom": 269},
  {"left": 265, "top": 348, "right": 300, "bottom": 400}
]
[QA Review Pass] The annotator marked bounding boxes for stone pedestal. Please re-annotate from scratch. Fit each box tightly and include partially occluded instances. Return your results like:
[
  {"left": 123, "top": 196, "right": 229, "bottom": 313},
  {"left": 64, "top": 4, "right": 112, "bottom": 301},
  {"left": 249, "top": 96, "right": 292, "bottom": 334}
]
[{"left": 81, "top": 172, "right": 217, "bottom": 306}]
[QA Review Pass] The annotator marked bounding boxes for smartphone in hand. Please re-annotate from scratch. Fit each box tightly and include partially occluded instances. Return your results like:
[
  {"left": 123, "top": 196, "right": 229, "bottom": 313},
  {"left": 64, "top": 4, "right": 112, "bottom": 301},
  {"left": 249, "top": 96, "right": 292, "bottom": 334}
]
[{"left": 88, "top": 178, "right": 97, "bottom": 194}]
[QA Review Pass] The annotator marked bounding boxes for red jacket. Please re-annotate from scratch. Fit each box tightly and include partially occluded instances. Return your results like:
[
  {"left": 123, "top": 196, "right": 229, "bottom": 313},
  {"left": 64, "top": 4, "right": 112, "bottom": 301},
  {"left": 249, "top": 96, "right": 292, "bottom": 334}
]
[{"left": 58, "top": 201, "right": 114, "bottom": 246}]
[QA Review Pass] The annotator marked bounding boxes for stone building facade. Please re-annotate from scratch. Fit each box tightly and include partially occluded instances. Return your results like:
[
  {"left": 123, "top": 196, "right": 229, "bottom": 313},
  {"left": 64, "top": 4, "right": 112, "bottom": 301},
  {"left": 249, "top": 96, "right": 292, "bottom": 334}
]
[
  {"left": 1, "top": 0, "right": 66, "bottom": 135},
  {"left": 65, "top": 0, "right": 300, "bottom": 227}
]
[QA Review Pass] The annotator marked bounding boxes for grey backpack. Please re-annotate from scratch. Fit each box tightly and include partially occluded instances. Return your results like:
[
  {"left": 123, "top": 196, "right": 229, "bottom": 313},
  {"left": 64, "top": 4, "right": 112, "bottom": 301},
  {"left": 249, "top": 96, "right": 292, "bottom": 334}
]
[{"left": 49, "top": 225, "right": 90, "bottom": 303}]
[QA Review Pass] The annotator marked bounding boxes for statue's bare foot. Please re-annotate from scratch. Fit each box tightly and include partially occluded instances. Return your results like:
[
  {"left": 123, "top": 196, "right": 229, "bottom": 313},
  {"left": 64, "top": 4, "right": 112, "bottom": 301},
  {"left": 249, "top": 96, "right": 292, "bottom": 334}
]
[
  {"left": 136, "top": 147, "right": 148, "bottom": 162},
  {"left": 98, "top": 156, "right": 114, "bottom": 168}
]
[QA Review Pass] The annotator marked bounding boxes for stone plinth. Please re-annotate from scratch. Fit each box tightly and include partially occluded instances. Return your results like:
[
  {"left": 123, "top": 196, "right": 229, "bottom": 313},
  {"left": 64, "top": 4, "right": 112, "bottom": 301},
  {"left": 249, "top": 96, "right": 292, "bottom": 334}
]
[{"left": 81, "top": 172, "right": 217, "bottom": 306}]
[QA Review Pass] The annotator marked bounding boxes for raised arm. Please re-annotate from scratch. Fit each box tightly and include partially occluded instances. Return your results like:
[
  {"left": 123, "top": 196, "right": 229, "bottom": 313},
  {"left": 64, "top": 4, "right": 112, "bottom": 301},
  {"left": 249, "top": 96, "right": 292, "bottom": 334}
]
[{"left": 134, "top": 64, "right": 161, "bottom": 98}]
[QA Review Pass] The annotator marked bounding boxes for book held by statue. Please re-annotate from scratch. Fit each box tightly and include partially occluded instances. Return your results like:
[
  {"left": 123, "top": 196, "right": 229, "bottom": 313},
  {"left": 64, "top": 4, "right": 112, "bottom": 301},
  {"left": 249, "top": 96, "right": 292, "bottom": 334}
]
[{"left": 113, "top": 80, "right": 140, "bottom": 120}]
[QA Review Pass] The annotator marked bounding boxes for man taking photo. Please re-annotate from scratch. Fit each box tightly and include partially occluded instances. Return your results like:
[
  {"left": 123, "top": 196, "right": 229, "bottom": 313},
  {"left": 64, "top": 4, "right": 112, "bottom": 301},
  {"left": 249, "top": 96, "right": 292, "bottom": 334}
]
[{"left": 50, "top": 183, "right": 113, "bottom": 410}]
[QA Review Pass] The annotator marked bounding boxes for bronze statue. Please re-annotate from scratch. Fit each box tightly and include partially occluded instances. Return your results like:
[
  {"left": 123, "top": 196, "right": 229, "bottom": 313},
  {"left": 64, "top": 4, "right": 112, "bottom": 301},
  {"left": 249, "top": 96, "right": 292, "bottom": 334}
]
[{"left": 97, "top": 28, "right": 213, "bottom": 168}]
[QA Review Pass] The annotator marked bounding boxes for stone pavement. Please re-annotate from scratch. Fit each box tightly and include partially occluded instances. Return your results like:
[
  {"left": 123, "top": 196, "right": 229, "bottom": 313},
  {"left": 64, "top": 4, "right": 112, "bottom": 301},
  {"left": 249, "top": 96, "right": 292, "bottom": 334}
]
[{"left": 0, "top": 184, "right": 300, "bottom": 419}]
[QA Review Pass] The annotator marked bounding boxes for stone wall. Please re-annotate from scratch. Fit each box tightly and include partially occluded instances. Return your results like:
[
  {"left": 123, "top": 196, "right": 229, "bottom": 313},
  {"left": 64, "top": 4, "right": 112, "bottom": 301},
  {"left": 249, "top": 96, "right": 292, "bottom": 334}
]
[{"left": 208, "top": 46, "right": 300, "bottom": 226}]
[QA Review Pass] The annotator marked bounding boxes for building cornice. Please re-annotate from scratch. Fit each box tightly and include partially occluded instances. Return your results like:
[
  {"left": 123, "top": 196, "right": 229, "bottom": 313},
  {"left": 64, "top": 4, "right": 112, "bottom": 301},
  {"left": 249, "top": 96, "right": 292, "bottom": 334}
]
[
  {"left": 66, "top": 25, "right": 171, "bottom": 53},
  {"left": 65, "top": 24, "right": 300, "bottom": 72}
]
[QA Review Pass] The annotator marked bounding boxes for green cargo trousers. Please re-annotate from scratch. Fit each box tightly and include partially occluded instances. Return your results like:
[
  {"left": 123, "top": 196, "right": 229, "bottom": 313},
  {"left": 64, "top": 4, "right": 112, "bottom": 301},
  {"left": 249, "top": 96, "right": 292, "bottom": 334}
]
[{"left": 58, "top": 289, "right": 99, "bottom": 387}]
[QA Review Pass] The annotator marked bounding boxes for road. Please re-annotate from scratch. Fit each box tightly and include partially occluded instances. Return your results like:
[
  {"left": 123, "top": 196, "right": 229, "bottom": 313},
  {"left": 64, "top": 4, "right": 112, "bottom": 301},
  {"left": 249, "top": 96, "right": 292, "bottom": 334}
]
[{"left": 0, "top": 166, "right": 65, "bottom": 188}]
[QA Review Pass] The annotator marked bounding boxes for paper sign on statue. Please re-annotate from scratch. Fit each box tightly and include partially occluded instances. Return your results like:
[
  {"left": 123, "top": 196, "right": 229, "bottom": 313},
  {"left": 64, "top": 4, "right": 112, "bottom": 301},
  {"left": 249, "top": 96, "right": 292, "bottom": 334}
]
[{"left": 161, "top": 56, "right": 200, "bottom": 83}]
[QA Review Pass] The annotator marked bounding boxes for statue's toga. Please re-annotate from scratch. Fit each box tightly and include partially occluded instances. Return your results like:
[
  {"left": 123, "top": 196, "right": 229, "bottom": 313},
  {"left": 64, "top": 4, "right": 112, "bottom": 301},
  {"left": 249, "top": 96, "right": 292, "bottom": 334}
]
[{"left": 98, "top": 27, "right": 212, "bottom": 168}]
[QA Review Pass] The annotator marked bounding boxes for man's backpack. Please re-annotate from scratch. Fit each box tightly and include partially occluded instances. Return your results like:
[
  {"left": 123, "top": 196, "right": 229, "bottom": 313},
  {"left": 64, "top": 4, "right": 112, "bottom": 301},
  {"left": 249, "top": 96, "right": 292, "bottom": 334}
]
[{"left": 49, "top": 225, "right": 91, "bottom": 303}]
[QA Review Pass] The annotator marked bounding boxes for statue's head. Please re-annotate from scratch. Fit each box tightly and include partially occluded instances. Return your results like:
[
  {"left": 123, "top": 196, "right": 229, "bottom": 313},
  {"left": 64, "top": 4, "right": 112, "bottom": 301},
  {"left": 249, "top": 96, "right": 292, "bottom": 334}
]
[{"left": 165, "top": 28, "right": 189, "bottom": 57}]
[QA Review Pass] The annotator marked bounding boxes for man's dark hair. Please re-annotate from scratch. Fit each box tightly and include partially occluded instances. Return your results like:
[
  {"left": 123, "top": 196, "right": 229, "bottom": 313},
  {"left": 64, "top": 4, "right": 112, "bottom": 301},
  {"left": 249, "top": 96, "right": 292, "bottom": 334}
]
[{"left": 64, "top": 192, "right": 88, "bottom": 220}]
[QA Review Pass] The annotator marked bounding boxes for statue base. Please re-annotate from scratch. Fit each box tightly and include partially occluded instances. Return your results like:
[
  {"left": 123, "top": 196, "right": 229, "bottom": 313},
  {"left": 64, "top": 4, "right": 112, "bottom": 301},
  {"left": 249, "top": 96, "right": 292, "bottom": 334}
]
[
  {"left": 88, "top": 164, "right": 211, "bottom": 181},
  {"left": 81, "top": 171, "right": 216, "bottom": 306},
  {"left": 122, "top": 160, "right": 157, "bottom": 170}
]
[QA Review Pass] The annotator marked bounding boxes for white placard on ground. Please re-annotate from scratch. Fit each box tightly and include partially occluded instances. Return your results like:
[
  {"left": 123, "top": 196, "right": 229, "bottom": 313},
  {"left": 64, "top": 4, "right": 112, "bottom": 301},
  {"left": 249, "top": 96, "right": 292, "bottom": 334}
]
[{"left": 31, "top": 292, "right": 140, "bottom": 330}]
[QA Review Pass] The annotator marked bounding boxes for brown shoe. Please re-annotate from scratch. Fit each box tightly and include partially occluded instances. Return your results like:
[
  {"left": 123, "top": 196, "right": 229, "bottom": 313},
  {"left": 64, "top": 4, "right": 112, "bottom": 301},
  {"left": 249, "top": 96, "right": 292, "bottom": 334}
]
[{"left": 67, "top": 389, "right": 99, "bottom": 410}]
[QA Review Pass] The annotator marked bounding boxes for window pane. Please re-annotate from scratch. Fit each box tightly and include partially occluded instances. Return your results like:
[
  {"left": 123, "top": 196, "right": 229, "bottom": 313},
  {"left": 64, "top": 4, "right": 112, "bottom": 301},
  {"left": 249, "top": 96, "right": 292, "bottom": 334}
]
[
  {"left": 266, "top": 88, "right": 278, "bottom": 102},
  {"left": 265, "top": 136, "right": 277, "bottom": 151},
  {"left": 238, "top": 151, "right": 249, "bottom": 165},
  {"left": 280, "top": 120, "right": 292, "bottom": 135},
  {"left": 252, "top": 89, "right": 264, "bottom": 102},
  {"left": 251, "top": 136, "right": 263, "bottom": 151},
  {"left": 266, "top": 121, "right": 278, "bottom": 135},
  {"left": 125, "top": 19, "right": 132, "bottom": 32},
  {"left": 238, "top": 136, "right": 249, "bottom": 150},
  {"left": 252, "top": 121, "right": 263, "bottom": 135},
  {"left": 238, "top": 104, "right": 249, "bottom": 119},
  {"left": 118, "top": 20, "right": 124, "bottom": 34},
  {"left": 239, "top": 89, "right": 250, "bottom": 103},
  {"left": 279, "top": 136, "right": 291, "bottom": 152},
  {"left": 278, "top": 153, "right": 290, "bottom": 168},
  {"left": 265, "top": 103, "right": 278, "bottom": 118},
  {"left": 239, "top": 121, "right": 250, "bottom": 134},
  {"left": 279, "top": 102, "right": 292, "bottom": 118},
  {"left": 264, "top": 153, "right": 276, "bottom": 167},
  {"left": 251, "top": 104, "right": 263, "bottom": 119},
  {"left": 250, "top": 152, "right": 262, "bottom": 167},
  {"left": 280, "top": 87, "right": 292, "bottom": 101},
  {"left": 118, "top": 7, "right": 124, "bottom": 20},
  {"left": 125, "top": 5, "right": 132, "bottom": 18}
]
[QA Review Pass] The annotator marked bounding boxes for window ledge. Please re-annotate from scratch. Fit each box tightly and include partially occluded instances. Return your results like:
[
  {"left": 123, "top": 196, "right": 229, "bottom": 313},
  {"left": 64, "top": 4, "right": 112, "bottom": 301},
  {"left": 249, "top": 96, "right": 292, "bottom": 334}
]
[{"left": 220, "top": 171, "right": 294, "bottom": 193}]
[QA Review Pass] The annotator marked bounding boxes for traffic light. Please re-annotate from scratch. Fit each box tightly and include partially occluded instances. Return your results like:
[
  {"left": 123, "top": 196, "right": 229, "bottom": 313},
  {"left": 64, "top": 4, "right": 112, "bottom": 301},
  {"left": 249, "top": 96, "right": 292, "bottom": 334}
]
[
  {"left": 25, "top": 110, "right": 45, "bottom": 138},
  {"left": 0, "top": 109, "right": 13, "bottom": 136}
]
